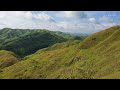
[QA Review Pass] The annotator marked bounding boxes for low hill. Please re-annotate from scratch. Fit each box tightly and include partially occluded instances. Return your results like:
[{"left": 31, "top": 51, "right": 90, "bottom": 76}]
[{"left": 0, "top": 50, "right": 20, "bottom": 69}]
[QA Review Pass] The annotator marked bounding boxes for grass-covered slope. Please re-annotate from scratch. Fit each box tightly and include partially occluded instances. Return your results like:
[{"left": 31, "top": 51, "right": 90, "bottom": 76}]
[
  {"left": 0, "top": 26, "right": 120, "bottom": 79},
  {"left": 0, "top": 28, "right": 84, "bottom": 57},
  {"left": 0, "top": 50, "right": 20, "bottom": 69},
  {"left": 0, "top": 40, "right": 81, "bottom": 79}
]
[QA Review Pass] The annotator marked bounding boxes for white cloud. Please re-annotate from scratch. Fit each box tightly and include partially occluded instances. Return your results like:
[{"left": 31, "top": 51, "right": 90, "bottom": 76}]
[
  {"left": 0, "top": 11, "right": 55, "bottom": 21},
  {"left": 89, "top": 18, "right": 96, "bottom": 22},
  {"left": 56, "top": 11, "right": 87, "bottom": 19},
  {"left": 102, "top": 23, "right": 117, "bottom": 27},
  {"left": 0, "top": 11, "right": 33, "bottom": 20},
  {"left": 99, "top": 16, "right": 113, "bottom": 23},
  {"left": 0, "top": 11, "right": 56, "bottom": 29},
  {"left": 0, "top": 11, "right": 118, "bottom": 34},
  {"left": 54, "top": 20, "right": 118, "bottom": 33},
  {"left": 33, "top": 12, "right": 55, "bottom": 22}
]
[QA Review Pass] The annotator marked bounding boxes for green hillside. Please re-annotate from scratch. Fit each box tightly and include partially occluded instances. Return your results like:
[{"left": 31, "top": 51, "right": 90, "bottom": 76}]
[
  {"left": 0, "top": 28, "right": 84, "bottom": 57},
  {"left": 0, "top": 26, "right": 120, "bottom": 79},
  {"left": 0, "top": 50, "right": 20, "bottom": 69}
]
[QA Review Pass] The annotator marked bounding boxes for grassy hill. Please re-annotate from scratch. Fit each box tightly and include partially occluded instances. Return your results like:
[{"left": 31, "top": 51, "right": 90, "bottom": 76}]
[
  {"left": 0, "top": 28, "right": 85, "bottom": 57},
  {"left": 0, "top": 50, "right": 20, "bottom": 69},
  {"left": 0, "top": 26, "right": 120, "bottom": 79}
]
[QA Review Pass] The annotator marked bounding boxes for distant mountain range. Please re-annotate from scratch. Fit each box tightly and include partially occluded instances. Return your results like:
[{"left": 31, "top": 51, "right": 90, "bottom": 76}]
[{"left": 64, "top": 32, "right": 89, "bottom": 36}]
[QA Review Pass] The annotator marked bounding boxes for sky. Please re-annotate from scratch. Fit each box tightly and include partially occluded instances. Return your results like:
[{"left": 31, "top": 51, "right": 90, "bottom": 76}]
[{"left": 0, "top": 11, "right": 120, "bottom": 34}]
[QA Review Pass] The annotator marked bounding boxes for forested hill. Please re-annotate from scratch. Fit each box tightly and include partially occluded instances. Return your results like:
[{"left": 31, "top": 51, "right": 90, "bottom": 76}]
[{"left": 0, "top": 28, "right": 86, "bottom": 57}]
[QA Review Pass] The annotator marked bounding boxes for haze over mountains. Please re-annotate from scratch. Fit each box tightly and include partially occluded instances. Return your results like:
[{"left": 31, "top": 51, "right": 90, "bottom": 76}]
[{"left": 0, "top": 26, "right": 120, "bottom": 79}]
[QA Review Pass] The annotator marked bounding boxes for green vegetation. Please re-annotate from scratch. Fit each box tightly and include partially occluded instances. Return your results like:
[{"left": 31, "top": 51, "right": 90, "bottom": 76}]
[
  {"left": 0, "top": 26, "right": 120, "bottom": 79},
  {"left": 0, "top": 28, "right": 85, "bottom": 57},
  {"left": 0, "top": 50, "right": 20, "bottom": 69}
]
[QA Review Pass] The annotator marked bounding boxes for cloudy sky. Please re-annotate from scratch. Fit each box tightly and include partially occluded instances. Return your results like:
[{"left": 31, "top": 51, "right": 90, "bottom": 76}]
[{"left": 0, "top": 11, "right": 120, "bottom": 34}]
